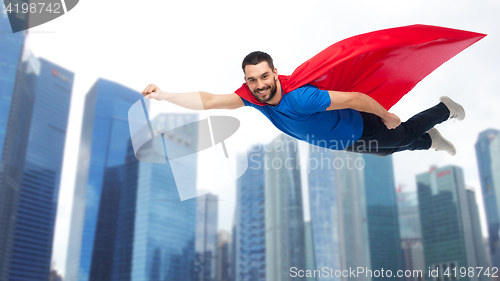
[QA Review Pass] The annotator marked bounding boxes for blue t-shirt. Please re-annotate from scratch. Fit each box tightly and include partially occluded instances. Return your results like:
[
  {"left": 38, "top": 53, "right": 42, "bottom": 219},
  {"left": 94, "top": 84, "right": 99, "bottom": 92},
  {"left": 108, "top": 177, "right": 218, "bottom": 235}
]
[{"left": 241, "top": 85, "right": 364, "bottom": 150}]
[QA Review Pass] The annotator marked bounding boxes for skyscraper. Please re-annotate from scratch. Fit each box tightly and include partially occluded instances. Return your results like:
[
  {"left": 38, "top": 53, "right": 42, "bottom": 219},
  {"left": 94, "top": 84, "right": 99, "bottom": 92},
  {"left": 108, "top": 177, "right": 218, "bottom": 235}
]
[
  {"left": 0, "top": 0, "right": 26, "bottom": 166},
  {"left": 128, "top": 113, "right": 198, "bottom": 281},
  {"left": 363, "top": 154, "right": 403, "bottom": 280},
  {"left": 65, "top": 79, "right": 146, "bottom": 281},
  {"left": 466, "top": 189, "right": 490, "bottom": 281},
  {"left": 397, "top": 190, "right": 425, "bottom": 281},
  {"left": 195, "top": 193, "right": 219, "bottom": 281},
  {"left": 475, "top": 128, "right": 500, "bottom": 268},
  {"left": 336, "top": 151, "right": 371, "bottom": 281},
  {"left": 304, "top": 220, "right": 317, "bottom": 281},
  {"left": 308, "top": 147, "right": 341, "bottom": 281},
  {"left": 0, "top": 7, "right": 28, "bottom": 280},
  {"left": 307, "top": 148, "right": 371, "bottom": 281},
  {"left": 234, "top": 144, "right": 266, "bottom": 281},
  {"left": 0, "top": 35, "right": 73, "bottom": 281},
  {"left": 417, "top": 165, "right": 478, "bottom": 281},
  {"left": 217, "top": 230, "right": 233, "bottom": 281},
  {"left": 265, "top": 134, "right": 306, "bottom": 281}
]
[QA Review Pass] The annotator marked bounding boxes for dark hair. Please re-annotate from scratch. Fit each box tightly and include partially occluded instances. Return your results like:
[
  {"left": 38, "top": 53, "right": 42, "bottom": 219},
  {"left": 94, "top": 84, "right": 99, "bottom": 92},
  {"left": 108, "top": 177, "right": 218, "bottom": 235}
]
[{"left": 242, "top": 51, "right": 274, "bottom": 73}]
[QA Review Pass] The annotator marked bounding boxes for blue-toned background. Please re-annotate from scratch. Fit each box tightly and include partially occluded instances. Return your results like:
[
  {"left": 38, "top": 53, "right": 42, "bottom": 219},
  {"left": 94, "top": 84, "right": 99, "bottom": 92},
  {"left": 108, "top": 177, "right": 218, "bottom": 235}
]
[{"left": 1, "top": 1, "right": 500, "bottom": 281}]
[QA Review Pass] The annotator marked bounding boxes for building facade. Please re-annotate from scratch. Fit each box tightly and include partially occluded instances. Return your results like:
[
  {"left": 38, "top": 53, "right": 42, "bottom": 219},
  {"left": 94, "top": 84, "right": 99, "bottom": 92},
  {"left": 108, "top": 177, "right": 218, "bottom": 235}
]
[
  {"left": 234, "top": 144, "right": 266, "bottom": 281},
  {"left": 475, "top": 129, "right": 500, "bottom": 268},
  {"left": 0, "top": 8, "right": 28, "bottom": 280},
  {"left": 65, "top": 79, "right": 145, "bottom": 281},
  {"left": 417, "top": 165, "right": 478, "bottom": 281},
  {"left": 466, "top": 189, "right": 491, "bottom": 281},
  {"left": 265, "top": 134, "right": 306, "bottom": 281},
  {"left": 0, "top": 29, "right": 73, "bottom": 281},
  {"left": 363, "top": 154, "right": 403, "bottom": 281},
  {"left": 397, "top": 190, "right": 425, "bottom": 281},
  {"left": 195, "top": 193, "right": 219, "bottom": 281}
]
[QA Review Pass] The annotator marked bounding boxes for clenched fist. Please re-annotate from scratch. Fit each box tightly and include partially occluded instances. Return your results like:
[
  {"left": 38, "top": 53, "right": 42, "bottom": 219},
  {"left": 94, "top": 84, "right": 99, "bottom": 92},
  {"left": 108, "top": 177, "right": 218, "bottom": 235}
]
[
  {"left": 142, "top": 84, "right": 167, "bottom": 101},
  {"left": 381, "top": 112, "right": 401, "bottom": 129}
]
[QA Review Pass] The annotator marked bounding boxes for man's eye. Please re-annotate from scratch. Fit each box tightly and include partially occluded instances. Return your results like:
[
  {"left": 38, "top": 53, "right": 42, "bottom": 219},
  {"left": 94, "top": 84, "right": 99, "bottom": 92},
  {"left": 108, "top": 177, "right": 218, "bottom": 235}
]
[{"left": 263, "top": 75, "right": 268, "bottom": 79}]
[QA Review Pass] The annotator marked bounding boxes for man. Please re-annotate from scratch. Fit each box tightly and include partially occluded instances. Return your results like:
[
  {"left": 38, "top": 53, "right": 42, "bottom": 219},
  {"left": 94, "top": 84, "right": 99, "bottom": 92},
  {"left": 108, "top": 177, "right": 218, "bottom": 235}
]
[{"left": 142, "top": 51, "right": 463, "bottom": 157}]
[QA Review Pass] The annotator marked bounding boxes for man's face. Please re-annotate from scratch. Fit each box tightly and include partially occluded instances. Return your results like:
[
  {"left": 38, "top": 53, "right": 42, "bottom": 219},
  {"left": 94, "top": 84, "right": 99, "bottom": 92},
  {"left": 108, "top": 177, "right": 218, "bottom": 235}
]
[{"left": 244, "top": 61, "right": 278, "bottom": 104}]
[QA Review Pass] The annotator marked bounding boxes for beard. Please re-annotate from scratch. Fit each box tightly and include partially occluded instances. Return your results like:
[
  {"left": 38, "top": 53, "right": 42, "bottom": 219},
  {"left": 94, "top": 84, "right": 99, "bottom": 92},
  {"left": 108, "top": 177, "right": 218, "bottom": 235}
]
[{"left": 250, "top": 80, "right": 278, "bottom": 104}]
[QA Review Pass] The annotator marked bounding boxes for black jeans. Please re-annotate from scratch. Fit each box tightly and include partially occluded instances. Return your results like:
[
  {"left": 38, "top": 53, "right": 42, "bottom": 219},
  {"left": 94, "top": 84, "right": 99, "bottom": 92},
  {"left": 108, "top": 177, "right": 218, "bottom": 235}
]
[{"left": 344, "top": 102, "right": 450, "bottom": 157}]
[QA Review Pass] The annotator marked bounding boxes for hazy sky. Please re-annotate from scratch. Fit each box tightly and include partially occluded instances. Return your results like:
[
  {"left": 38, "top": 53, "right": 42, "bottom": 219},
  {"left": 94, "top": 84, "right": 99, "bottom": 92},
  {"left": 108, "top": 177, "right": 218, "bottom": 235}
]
[{"left": 19, "top": 0, "right": 500, "bottom": 276}]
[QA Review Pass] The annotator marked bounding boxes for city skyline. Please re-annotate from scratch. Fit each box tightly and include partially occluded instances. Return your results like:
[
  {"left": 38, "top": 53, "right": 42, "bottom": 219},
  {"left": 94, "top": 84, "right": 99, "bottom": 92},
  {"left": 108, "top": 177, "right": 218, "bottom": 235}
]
[
  {"left": 0, "top": 10, "right": 73, "bottom": 280},
  {"left": 2, "top": 0, "right": 499, "bottom": 278}
]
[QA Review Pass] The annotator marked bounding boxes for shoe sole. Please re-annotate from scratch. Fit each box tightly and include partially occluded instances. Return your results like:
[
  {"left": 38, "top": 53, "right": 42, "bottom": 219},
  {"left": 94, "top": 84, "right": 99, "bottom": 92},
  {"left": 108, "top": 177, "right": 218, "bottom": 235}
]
[
  {"left": 440, "top": 96, "right": 465, "bottom": 121},
  {"left": 429, "top": 128, "right": 456, "bottom": 156}
]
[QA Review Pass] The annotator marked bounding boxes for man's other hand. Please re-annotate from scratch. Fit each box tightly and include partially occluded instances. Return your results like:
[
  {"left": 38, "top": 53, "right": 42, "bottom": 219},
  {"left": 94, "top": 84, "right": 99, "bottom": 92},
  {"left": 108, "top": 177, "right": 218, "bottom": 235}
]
[
  {"left": 142, "top": 84, "right": 167, "bottom": 101},
  {"left": 382, "top": 112, "right": 401, "bottom": 129}
]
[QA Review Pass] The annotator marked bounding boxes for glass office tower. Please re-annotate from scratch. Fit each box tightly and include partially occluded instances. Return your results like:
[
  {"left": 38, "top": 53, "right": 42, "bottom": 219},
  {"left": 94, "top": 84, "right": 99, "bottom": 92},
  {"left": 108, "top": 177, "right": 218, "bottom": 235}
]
[
  {"left": 65, "top": 79, "right": 145, "bottom": 281},
  {"left": 304, "top": 221, "right": 317, "bottom": 281},
  {"left": 195, "top": 193, "right": 219, "bottom": 281},
  {"left": 0, "top": 8, "right": 27, "bottom": 280},
  {"left": 397, "top": 191, "right": 425, "bottom": 281},
  {"left": 363, "top": 154, "right": 403, "bottom": 280},
  {"left": 307, "top": 148, "right": 371, "bottom": 281},
  {"left": 308, "top": 147, "right": 341, "bottom": 281},
  {"left": 475, "top": 129, "right": 500, "bottom": 268},
  {"left": 417, "top": 165, "right": 478, "bottom": 281},
  {"left": 265, "top": 134, "right": 306, "bottom": 281},
  {"left": 234, "top": 144, "right": 266, "bottom": 281},
  {"left": 466, "top": 189, "right": 490, "bottom": 281},
  {"left": 0, "top": 0, "right": 26, "bottom": 165},
  {"left": 0, "top": 46, "right": 73, "bottom": 280},
  {"left": 217, "top": 230, "right": 233, "bottom": 281},
  {"left": 129, "top": 113, "right": 198, "bottom": 281}
]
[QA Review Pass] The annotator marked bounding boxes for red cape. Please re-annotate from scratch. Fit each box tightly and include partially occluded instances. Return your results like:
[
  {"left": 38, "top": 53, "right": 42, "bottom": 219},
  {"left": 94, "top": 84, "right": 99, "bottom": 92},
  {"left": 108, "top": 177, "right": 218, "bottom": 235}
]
[{"left": 235, "top": 24, "right": 486, "bottom": 110}]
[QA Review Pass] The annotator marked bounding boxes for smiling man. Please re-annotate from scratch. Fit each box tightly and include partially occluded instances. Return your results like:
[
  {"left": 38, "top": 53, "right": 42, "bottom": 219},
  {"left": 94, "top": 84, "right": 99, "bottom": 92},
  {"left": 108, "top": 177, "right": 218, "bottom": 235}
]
[
  {"left": 142, "top": 25, "right": 485, "bottom": 156},
  {"left": 142, "top": 51, "right": 462, "bottom": 157}
]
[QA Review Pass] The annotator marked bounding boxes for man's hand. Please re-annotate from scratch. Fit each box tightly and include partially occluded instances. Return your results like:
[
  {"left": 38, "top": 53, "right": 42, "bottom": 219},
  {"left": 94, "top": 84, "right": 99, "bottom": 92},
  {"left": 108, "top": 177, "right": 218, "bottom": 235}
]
[
  {"left": 140, "top": 84, "right": 244, "bottom": 110},
  {"left": 142, "top": 84, "right": 167, "bottom": 101},
  {"left": 381, "top": 112, "right": 401, "bottom": 129}
]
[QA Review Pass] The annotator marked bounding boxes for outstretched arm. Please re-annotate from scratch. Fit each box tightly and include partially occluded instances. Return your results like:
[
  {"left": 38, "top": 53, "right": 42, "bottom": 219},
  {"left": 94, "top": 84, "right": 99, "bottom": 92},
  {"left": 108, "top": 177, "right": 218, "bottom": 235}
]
[
  {"left": 142, "top": 84, "right": 245, "bottom": 110},
  {"left": 327, "top": 91, "right": 401, "bottom": 129}
]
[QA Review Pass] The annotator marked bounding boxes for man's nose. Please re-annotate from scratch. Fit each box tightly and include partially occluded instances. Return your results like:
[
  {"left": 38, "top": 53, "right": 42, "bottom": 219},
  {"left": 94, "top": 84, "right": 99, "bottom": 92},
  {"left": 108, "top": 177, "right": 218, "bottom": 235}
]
[{"left": 257, "top": 80, "right": 264, "bottom": 89}]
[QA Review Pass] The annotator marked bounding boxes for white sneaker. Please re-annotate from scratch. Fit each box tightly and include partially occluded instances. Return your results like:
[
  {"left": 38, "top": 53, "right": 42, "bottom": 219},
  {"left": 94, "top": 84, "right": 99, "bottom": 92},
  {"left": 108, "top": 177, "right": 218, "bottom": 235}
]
[
  {"left": 440, "top": 96, "right": 465, "bottom": 121},
  {"left": 428, "top": 127, "right": 456, "bottom": 156}
]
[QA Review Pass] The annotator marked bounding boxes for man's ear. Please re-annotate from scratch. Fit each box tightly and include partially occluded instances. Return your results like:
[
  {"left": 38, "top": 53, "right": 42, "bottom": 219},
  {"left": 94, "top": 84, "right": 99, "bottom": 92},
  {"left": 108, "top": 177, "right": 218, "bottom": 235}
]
[{"left": 273, "top": 68, "right": 278, "bottom": 80}]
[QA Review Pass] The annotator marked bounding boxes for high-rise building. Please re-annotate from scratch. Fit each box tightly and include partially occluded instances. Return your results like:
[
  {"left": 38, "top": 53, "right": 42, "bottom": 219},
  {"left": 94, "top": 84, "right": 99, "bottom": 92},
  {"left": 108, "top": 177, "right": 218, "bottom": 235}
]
[
  {"left": 417, "top": 165, "right": 478, "bottom": 281},
  {"left": 363, "top": 154, "right": 403, "bottom": 280},
  {"left": 234, "top": 144, "right": 266, "bottom": 281},
  {"left": 335, "top": 151, "right": 371, "bottom": 280},
  {"left": 67, "top": 109, "right": 200, "bottom": 281},
  {"left": 304, "top": 221, "right": 317, "bottom": 281},
  {"left": 65, "top": 79, "right": 146, "bottom": 281},
  {"left": 308, "top": 147, "right": 341, "bottom": 281},
  {"left": 265, "top": 134, "right": 306, "bottom": 281},
  {"left": 397, "top": 190, "right": 425, "bottom": 281},
  {"left": 217, "top": 230, "right": 232, "bottom": 281},
  {"left": 307, "top": 148, "right": 371, "bottom": 281},
  {"left": 0, "top": 0, "right": 26, "bottom": 166},
  {"left": 475, "top": 129, "right": 500, "bottom": 268},
  {"left": 466, "top": 189, "right": 490, "bottom": 281},
  {"left": 0, "top": 37, "right": 73, "bottom": 281},
  {"left": 0, "top": 8, "right": 28, "bottom": 281},
  {"left": 109, "top": 140, "right": 139, "bottom": 281},
  {"left": 195, "top": 193, "right": 219, "bottom": 281},
  {"left": 128, "top": 113, "right": 198, "bottom": 281}
]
